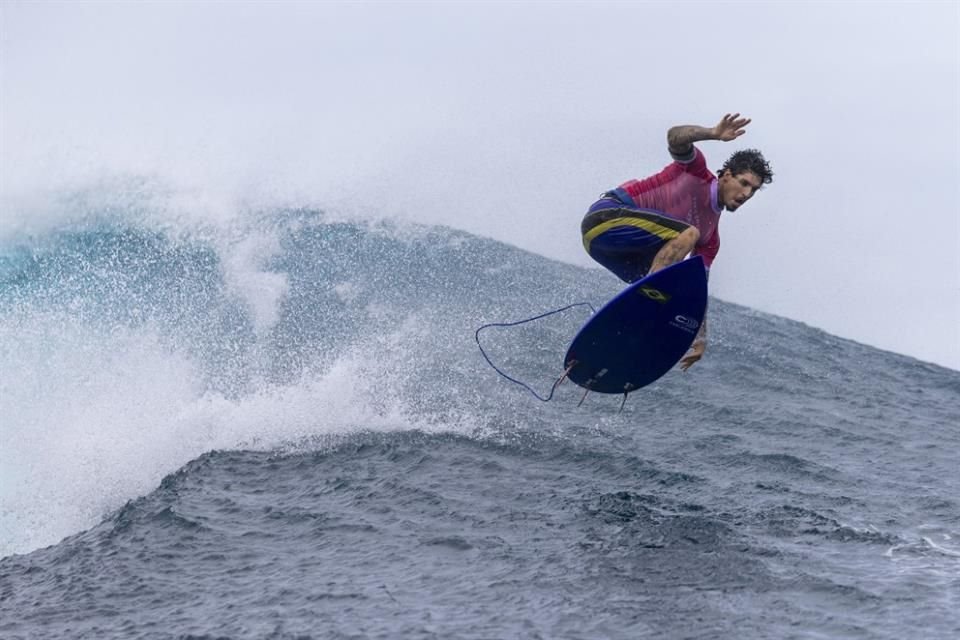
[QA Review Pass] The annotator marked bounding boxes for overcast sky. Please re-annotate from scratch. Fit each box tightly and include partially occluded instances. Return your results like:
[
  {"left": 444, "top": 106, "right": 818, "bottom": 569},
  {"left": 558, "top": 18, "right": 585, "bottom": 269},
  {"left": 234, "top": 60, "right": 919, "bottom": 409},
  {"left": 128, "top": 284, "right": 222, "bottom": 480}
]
[{"left": 2, "top": 1, "right": 958, "bottom": 370}]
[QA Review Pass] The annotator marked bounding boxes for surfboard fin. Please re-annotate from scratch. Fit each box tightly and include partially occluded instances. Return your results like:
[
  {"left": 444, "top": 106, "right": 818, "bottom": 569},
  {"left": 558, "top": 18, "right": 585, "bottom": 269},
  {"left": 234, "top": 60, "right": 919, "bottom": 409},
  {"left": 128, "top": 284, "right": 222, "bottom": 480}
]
[
  {"left": 578, "top": 388, "right": 590, "bottom": 407},
  {"left": 558, "top": 361, "right": 577, "bottom": 386}
]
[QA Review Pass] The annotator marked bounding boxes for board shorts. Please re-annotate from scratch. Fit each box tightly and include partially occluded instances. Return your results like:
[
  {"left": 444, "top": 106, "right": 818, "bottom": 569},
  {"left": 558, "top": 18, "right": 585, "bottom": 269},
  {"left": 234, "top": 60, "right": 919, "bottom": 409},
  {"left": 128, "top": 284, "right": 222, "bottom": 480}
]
[{"left": 581, "top": 190, "right": 692, "bottom": 284}]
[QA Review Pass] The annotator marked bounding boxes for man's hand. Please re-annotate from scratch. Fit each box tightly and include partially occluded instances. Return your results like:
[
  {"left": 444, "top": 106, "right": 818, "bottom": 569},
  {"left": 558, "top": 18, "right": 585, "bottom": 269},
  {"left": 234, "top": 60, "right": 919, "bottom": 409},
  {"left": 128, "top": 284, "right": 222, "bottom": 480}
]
[
  {"left": 667, "top": 113, "right": 751, "bottom": 154},
  {"left": 679, "top": 341, "right": 705, "bottom": 371},
  {"left": 712, "top": 113, "right": 751, "bottom": 142}
]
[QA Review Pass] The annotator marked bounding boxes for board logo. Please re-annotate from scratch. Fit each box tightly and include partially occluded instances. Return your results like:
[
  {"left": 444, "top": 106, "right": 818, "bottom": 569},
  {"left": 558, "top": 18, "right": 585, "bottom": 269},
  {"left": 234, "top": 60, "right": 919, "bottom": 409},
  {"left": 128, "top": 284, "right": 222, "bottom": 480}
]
[
  {"left": 639, "top": 286, "right": 671, "bottom": 304},
  {"left": 669, "top": 314, "right": 700, "bottom": 334}
]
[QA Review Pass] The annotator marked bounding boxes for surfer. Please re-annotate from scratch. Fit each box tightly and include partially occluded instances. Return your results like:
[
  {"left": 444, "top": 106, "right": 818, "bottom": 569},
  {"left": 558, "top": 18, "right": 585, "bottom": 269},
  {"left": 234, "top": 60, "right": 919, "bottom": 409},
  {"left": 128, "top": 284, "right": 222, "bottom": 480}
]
[{"left": 581, "top": 113, "right": 773, "bottom": 370}]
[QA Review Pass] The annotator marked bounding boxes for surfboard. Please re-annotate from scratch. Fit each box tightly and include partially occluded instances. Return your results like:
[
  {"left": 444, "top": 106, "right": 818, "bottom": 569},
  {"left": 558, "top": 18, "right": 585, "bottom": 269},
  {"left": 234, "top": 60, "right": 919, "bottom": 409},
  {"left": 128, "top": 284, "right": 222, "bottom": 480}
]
[{"left": 563, "top": 256, "right": 707, "bottom": 394}]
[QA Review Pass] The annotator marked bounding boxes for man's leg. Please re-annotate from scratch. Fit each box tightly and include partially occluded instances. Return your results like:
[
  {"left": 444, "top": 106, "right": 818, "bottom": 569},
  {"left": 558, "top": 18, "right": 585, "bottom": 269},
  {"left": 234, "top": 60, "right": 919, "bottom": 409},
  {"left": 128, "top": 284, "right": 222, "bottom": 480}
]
[{"left": 649, "top": 226, "right": 699, "bottom": 274}]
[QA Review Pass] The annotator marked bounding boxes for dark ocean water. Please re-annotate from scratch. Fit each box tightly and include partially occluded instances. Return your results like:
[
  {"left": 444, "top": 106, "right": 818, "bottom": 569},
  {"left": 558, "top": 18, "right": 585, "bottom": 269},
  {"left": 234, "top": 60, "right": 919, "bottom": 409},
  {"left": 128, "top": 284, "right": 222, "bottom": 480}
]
[{"left": 1, "top": 200, "right": 958, "bottom": 639}]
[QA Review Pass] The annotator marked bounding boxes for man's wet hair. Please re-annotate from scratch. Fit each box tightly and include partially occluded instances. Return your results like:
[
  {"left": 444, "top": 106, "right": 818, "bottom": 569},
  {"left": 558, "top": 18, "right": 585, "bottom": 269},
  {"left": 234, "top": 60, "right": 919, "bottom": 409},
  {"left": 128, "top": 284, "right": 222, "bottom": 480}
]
[{"left": 721, "top": 149, "right": 774, "bottom": 185}]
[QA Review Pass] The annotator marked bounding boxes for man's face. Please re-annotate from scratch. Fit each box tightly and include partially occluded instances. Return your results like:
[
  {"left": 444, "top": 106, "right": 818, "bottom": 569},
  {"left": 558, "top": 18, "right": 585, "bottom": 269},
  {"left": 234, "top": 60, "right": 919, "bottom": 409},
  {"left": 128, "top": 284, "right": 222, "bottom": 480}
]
[{"left": 718, "top": 170, "right": 763, "bottom": 211}]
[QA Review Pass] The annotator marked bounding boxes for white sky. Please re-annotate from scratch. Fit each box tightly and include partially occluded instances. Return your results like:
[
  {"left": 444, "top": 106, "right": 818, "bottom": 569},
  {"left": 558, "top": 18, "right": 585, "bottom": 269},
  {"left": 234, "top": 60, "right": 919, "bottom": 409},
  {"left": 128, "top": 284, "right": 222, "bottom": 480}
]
[{"left": 2, "top": 1, "right": 958, "bottom": 370}]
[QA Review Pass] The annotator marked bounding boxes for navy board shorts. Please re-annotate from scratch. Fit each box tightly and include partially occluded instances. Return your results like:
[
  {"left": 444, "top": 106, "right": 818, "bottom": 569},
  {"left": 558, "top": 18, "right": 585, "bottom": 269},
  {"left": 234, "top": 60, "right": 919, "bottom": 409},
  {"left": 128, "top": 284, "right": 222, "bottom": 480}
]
[{"left": 581, "top": 189, "right": 692, "bottom": 284}]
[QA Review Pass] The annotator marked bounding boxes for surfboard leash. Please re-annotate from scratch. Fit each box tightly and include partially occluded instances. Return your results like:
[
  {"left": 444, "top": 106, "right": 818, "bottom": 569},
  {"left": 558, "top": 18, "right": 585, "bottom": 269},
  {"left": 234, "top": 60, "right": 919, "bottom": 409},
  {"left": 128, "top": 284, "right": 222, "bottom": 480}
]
[{"left": 474, "top": 302, "right": 595, "bottom": 402}]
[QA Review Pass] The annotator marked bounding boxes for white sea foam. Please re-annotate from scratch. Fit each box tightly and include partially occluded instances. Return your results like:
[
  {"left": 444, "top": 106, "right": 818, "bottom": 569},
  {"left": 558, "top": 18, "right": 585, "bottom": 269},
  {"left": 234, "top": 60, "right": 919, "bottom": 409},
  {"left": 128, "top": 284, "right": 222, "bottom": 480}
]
[{"left": 0, "top": 296, "right": 478, "bottom": 557}]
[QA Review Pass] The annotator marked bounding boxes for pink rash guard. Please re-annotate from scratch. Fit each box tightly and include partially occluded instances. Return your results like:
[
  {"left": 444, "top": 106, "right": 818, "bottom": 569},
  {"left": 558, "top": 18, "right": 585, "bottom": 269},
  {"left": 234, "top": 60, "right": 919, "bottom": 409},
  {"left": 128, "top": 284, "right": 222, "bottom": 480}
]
[{"left": 616, "top": 146, "right": 722, "bottom": 269}]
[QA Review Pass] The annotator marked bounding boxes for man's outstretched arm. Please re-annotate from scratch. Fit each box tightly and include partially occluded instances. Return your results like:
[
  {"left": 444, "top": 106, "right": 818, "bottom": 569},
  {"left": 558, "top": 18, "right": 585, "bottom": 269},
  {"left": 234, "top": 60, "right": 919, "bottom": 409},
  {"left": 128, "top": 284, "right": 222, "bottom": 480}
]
[{"left": 668, "top": 113, "right": 751, "bottom": 155}]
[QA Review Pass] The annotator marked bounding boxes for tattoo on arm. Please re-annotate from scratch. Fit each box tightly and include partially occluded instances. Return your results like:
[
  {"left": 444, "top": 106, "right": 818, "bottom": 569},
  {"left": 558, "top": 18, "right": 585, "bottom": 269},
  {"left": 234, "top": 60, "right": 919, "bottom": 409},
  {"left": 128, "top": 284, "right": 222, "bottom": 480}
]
[
  {"left": 662, "top": 243, "right": 687, "bottom": 263},
  {"left": 650, "top": 242, "right": 689, "bottom": 273},
  {"left": 667, "top": 125, "right": 716, "bottom": 155}
]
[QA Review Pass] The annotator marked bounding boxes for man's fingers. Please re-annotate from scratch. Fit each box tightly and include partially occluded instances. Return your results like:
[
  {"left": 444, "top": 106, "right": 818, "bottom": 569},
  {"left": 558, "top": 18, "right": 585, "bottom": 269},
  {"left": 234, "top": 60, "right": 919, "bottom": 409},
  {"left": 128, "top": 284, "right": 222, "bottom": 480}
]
[
  {"left": 721, "top": 114, "right": 750, "bottom": 130},
  {"left": 680, "top": 349, "right": 704, "bottom": 370}
]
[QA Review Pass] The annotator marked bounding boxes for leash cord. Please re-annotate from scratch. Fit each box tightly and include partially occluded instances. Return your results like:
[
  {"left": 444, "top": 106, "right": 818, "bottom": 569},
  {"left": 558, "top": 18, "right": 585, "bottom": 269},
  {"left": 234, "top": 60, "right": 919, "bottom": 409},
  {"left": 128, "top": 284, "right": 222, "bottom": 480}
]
[{"left": 475, "top": 302, "right": 595, "bottom": 402}]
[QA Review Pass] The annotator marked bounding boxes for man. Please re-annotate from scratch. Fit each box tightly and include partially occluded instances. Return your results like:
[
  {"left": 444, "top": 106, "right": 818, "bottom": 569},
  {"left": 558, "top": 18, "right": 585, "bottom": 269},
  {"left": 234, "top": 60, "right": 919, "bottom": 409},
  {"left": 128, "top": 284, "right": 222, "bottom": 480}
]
[{"left": 581, "top": 113, "right": 773, "bottom": 370}]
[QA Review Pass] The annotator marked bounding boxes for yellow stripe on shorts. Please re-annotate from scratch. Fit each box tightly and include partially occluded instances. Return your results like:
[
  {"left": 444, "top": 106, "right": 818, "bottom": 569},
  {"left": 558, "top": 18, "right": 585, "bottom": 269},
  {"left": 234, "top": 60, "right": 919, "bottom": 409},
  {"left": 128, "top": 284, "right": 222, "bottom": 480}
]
[{"left": 582, "top": 216, "right": 682, "bottom": 252}]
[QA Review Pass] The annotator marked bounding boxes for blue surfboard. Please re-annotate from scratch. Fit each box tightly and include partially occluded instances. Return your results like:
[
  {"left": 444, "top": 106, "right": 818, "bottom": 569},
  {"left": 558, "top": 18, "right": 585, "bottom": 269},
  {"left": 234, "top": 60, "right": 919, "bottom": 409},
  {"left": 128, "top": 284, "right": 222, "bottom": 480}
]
[{"left": 564, "top": 256, "right": 707, "bottom": 394}]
